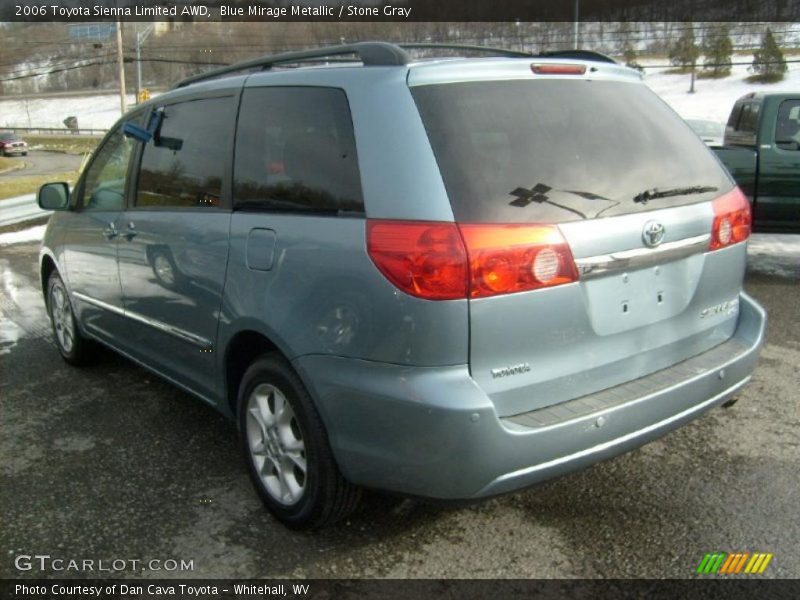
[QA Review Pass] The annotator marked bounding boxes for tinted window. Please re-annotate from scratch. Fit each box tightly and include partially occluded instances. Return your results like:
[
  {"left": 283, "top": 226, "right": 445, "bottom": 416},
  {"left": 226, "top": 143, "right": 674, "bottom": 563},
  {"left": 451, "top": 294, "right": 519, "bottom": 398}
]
[
  {"left": 136, "top": 97, "right": 233, "bottom": 208},
  {"left": 774, "top": 99, "right": 800, "bottom": 150},
  {"left": 233, "top": 87, "right": 363, "bottom": 214},
  {"left": 738, "top": 103, "right": 760, "bottom": 133},
  {"left": 80, "top": 126, "right": 135, "bottom": 211},
  {"left": 412, "top": 80, "right": 731, "bottom": 223},
  {"left": 727, "top": 104, "right": 742, "bottom": 128}
]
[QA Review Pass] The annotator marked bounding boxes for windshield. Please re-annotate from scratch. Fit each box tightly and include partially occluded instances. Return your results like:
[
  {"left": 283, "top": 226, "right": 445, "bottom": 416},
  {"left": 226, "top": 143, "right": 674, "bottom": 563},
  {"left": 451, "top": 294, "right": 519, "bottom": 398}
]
[{"left": 412, "top": 79, "right": 732, "bottom": 223}]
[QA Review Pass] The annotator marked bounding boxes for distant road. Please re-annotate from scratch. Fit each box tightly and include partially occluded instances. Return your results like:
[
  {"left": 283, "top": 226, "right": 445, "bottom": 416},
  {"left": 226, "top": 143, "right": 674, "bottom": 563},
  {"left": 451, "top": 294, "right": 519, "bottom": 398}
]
[
  {"left": 0, "top": 150, "right": 83, "bottom": 178},
  {"left": 0, "top": 194, "right": 49, "bottom": 228}
]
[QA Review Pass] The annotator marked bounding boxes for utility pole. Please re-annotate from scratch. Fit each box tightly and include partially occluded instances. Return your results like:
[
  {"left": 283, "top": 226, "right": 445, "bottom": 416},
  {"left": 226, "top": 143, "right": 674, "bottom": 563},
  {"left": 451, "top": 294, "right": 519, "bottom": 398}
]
[
  {"left": 574, "top": 0, "right": 580, "bottom": 48},
  {"left": 115, "top": 19, "right": 127, "bottom": 115},
  {"left": 136, "top": 24, "right": 154, "bottom": 104}
]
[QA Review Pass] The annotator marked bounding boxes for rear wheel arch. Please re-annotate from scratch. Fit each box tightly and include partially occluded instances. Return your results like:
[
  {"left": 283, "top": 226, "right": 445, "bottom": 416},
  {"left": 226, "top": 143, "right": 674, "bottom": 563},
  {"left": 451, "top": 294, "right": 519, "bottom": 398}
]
[{"left": 224, "top": 329, "right": 283, "bottom": 417}]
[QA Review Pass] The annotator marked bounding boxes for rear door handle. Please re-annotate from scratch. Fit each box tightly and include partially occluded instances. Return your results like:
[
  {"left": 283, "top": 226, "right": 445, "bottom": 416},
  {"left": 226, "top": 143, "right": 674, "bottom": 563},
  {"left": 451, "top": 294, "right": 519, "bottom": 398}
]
[
  {"left": 102, "top": 223, "right": 119, "bottom": 240},
  {"left": 123, "top": 222, "right": 138, "bottom": 241}
]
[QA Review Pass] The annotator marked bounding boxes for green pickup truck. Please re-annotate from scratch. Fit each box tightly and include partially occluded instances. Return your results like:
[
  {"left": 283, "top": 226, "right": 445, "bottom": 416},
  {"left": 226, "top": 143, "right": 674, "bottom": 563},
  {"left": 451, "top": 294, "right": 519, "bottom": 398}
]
[{"left": 713, "top": 92, "right": 800, "bottom": 231}]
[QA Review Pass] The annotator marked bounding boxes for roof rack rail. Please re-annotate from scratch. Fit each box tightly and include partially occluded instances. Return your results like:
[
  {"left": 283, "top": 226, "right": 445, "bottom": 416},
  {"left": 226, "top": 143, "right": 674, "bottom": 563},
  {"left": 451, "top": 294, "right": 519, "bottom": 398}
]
[
  {"left": 536, "top": 50, "right": 617, "bottom": 64},
  {"left": 173, "top": 41, "right": 411, "bottom": 89},
  {"left": 398, "top": 43, "right": 534, "bottom": 58},
  {"left": 172, "top": 42, "right": 615, "bottom": 90}
]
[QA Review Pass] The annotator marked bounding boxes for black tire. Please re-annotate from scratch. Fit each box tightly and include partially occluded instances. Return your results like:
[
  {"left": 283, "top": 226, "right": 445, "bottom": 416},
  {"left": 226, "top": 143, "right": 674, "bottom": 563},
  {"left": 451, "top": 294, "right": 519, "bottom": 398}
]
[
  {"left": 46, "top": 271, "right": 96, "bottom": 366},
  {"left": 237, "top": 354, "right": 361, "bottom": 529}
]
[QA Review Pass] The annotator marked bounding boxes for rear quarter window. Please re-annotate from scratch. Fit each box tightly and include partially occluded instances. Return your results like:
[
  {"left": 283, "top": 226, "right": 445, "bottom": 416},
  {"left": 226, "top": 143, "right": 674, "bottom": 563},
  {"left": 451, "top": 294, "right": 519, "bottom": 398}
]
[{"left": 233, "top": 86, "right": 363, "bottom": 215}]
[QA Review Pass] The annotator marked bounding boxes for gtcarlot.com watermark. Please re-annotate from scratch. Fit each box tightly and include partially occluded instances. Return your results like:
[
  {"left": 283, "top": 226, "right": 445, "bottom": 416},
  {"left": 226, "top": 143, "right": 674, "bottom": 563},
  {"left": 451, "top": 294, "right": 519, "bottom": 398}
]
[{"left": 14, "top": 554, "right": 194, "bottom": 573}]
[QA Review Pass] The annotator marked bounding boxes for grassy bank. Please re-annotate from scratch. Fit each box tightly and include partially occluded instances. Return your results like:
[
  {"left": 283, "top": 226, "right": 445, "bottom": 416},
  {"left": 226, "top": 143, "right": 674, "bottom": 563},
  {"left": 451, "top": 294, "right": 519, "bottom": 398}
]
[
  {"left": 24, "top": 135, "right": 100, "bottom": 155},
  {"left": 0, "top": 170, "right": 79, "bottom": 201},
  {"left": 0, "top": 156, "right": 26, "bottom": 174}
]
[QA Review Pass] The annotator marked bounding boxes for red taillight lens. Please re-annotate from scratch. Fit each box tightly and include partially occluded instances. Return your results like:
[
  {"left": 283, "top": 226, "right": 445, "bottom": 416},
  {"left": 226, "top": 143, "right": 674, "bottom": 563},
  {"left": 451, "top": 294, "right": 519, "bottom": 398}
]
[
  {"left": 366, "top": 220, "right": 468, "bottom": 300},
  {"left": 531, "top": 63, "right": 587, "bottom": 75},
  {"left": 458, "top": 224, "right": 579, "bottom": 298},
  {"left": 367, "top": 221, "right": 579, "bottom": 300},
  {"left": 710, "top": 187, "right": 751, "bottom": 250}
]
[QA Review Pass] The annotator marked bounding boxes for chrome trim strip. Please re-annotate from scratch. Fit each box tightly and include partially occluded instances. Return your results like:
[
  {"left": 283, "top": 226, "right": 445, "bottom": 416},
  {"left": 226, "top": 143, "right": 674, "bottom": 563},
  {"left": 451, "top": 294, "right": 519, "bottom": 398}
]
[
  {"left": 574, "top": 233, "right": 710, "bottom": 279},
  {"left": 72, "top": 291, "right": 211, "bottom": 349},
  {"left": 72, "top": 291, "right": 125, "bottom": 316}
]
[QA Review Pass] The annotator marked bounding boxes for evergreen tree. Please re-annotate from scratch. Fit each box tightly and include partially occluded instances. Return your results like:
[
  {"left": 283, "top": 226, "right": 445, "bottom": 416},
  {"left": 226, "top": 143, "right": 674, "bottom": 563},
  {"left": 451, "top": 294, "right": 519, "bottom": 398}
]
[
  {"left": 751, "top": 27, "right": 787, "bottom": 82},
  {"left": 669, "top": 27, "right": 699, "bottom": 70},
  {"left": 702, "top": 26, "right": 733, "bottom": 76}
]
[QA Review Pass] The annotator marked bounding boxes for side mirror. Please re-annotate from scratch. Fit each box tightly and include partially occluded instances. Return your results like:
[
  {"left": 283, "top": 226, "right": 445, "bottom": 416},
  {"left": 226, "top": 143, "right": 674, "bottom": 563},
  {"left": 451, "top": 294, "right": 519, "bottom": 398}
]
[{"left": 38, "top": 182, "right": 70, "bottom": 210}]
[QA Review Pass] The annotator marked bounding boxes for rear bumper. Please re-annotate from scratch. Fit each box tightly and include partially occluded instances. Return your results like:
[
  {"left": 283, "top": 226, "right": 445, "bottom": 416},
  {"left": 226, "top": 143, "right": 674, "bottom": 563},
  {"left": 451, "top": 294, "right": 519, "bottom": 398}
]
[{"left": 293, "top": 292, "right": 766, "bottom": 499}]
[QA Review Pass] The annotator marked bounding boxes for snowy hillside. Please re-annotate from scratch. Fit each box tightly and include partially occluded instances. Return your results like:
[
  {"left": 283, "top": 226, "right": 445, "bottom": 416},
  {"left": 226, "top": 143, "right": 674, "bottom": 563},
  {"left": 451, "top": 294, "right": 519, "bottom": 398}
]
[
  {"left": 0, "top": 53, "right": 798, "bottom": 129},
  {"left": 642, "top": 54, "right": 800, "bottom": 121}
]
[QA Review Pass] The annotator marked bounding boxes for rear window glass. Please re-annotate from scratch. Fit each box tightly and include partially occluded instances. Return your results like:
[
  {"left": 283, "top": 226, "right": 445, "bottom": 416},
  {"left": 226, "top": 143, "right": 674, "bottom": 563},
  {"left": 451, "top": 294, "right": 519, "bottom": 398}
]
[
  {"left": 412, "top": 79, "right": 732, "bottom": 223},
  {"left": 737, "top": 103, "right": 760, "bottom": 133}
]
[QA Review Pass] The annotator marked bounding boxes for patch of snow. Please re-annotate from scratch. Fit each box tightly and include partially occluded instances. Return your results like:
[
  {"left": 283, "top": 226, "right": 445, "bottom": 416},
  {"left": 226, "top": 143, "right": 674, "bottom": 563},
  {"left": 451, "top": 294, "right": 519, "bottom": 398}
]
[
  {"left": 0, "top": 224, "right": 47, "bottom": 246},
  {"left": 747, "top": 233, "right": 800, "bottom": 279}
]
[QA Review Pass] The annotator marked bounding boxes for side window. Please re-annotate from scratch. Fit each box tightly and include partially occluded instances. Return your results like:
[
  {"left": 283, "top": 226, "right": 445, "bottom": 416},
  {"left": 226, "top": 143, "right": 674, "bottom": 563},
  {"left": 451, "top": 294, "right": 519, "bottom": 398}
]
[
  {"left": 80, "top": 127, "right": 135, "bottom": 211},
  {"left": 233, "top": 87, "right": 364, "bottom": 214},
  {"left": 775, "top": 99, "right": 800, "bottom": 150},
  {"left": 737, "top": 103, "right": 760, "bottom": 133},
  {"left": 726, "top": 104, "right": 742, "bottom": 128},
  {"left": 136, "top": 97, "right": 233, "bottom": 208}
]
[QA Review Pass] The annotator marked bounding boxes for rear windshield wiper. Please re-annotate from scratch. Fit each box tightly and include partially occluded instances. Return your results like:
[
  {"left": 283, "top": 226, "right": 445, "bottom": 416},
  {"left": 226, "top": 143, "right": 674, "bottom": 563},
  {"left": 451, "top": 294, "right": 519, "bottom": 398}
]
[{"left": 633, "top": 185, "right": 718, "bottom": 204}]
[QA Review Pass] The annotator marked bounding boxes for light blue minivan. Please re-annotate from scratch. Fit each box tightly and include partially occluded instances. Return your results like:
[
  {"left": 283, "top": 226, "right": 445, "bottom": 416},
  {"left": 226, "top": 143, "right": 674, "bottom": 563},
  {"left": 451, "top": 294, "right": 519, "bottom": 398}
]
[{"left": 38, "top": 43, "right": 766, "bottom": 528}]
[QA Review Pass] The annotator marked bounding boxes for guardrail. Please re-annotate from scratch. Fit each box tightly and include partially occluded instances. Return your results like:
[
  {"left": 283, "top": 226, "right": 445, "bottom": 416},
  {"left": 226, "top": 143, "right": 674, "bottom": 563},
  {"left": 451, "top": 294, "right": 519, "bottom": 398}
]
[{"left": 2, "top": 127, "right": 108, "bottom": 137}]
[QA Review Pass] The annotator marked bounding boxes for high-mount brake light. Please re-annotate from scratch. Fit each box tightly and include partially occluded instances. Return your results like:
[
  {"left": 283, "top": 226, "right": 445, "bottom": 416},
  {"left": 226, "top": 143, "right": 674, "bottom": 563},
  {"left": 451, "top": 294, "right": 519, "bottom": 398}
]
[
  {"left": 531, "top": 63, "right": 587, "bottom": 75},
  {"left": 709, "top": 187, "right": 751, "bottom": 250},
  {"left": 366, "top": 221, "right": 579, "bottom": 301}
]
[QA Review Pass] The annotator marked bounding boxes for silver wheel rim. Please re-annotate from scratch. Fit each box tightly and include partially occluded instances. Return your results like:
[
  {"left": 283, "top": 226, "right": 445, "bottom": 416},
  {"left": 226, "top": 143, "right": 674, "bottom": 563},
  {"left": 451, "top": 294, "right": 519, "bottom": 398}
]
[
  {"left": 49, "top": 283, "right": 75, "bottom": 353},
  {"left": 245, "top": 383, "right": 307, "bottom": 506}
]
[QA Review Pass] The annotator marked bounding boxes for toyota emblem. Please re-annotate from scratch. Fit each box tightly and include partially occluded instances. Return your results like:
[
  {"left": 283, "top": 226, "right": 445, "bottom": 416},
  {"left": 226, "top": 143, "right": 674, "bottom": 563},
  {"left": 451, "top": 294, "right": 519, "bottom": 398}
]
[{"left": 642, "top": 221, "right": 665, "bottom": 248}]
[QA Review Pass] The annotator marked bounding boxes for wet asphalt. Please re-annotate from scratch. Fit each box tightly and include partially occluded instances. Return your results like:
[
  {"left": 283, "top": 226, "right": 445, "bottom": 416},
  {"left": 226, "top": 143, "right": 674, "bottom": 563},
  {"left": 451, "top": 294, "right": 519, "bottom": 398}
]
[{"left": 0, "top": 237, "right": 798, "bottom": 579}]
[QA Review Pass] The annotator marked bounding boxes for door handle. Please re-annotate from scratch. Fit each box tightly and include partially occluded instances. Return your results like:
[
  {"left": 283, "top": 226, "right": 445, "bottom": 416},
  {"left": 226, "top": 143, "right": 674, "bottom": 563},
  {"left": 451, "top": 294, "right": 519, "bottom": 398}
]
[
  {"left": 123, "top": 222, "right": 138, "bottom": 241},
  {"left": 102, "top": 223, "right": 119, "bottom": 240}
]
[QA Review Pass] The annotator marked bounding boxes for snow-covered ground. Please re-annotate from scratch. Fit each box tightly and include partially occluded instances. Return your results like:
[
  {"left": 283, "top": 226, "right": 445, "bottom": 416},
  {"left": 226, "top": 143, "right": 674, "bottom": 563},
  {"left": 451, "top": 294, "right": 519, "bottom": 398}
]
[
  {"left": 0, "top": 224, "right": 47, "bottom": 246},
  {"left": 0, "top": 93, "right": 140, "bottom": 130},
  {"left": 0, "top": 53, "right": 798, "bottom": 129},
  {"left": 642, "top": 54, "right": 800, "bottom": 122}
]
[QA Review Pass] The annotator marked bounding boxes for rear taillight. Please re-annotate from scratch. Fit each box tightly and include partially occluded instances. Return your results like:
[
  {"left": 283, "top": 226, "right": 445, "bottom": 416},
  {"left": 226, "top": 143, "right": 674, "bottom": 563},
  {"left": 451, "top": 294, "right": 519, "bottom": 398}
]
[
  {"left": 709, "top": 187, "right": 751, "bottom": 250},
  {"left": 366, "top": 221, "right": 468, "bottom": 300},
  {"left": 458, "top": 224, "right": 579, "bottom": 298},
  {"left": 366, "top": 220, "right": 579, "bottom": 301}
]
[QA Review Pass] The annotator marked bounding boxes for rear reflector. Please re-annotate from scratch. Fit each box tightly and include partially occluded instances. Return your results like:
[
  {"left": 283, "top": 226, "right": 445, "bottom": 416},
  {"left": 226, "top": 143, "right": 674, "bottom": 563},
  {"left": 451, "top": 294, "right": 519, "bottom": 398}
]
[
  {"left": 367, "top": 220, "right": 579, "bottom": 300},
  {"left": 531, "top": 63, "right": 587, "bottom": 75},
  {"left": 709, "top": 187, "right": 751, "bottom": 250}
]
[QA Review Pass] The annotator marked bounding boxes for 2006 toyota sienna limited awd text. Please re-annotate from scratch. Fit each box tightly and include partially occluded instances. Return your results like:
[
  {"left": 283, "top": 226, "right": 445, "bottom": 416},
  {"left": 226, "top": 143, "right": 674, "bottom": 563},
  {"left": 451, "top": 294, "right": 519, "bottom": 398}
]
[{"left": 36, "top": 42, "right": 766, "bottom": 529}]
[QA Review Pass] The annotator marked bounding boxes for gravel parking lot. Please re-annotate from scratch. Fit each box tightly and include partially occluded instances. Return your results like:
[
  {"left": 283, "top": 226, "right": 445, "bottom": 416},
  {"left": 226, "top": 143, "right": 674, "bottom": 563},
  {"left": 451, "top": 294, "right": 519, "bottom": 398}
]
[{"left": 1, "top": 234, "right": 798, "bottom": 579}]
